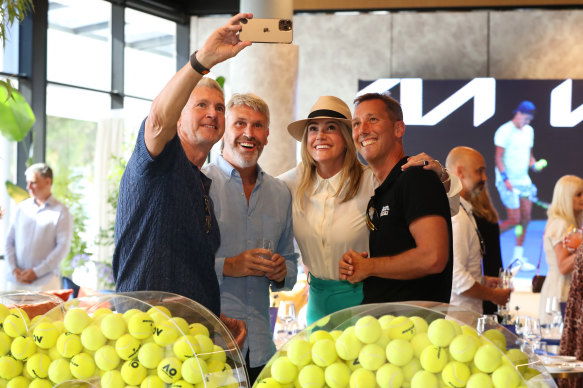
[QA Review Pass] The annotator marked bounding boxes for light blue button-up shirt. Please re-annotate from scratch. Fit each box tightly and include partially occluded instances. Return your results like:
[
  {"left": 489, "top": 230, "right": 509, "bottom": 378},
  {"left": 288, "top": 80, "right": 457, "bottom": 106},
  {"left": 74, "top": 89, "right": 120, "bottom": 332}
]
[{"left": 203, "top": 155, "right": 298, "bottom": 368}]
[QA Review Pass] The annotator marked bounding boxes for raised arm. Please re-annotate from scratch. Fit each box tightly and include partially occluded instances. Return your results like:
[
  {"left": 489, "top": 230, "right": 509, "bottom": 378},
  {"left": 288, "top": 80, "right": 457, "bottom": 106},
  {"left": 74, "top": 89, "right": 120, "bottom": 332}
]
[{"left": 145, "top": 13, "right": 252, "bottom": 157}]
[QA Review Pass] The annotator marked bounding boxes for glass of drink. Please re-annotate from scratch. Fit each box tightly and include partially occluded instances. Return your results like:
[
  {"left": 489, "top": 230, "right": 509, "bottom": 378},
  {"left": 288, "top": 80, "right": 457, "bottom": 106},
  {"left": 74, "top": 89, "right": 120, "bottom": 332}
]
[
  {"left": 255, "top": 239, "right": 274, "bottom": 260},
  {"left": 564, "top": 227, "right": 583, "bottom": 253}
]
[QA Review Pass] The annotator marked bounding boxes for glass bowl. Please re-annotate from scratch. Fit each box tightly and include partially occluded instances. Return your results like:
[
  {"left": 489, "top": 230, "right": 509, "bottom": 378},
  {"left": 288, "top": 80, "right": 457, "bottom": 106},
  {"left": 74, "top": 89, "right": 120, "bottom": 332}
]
[{"left": 253, "top": 302, "right": 557, "bottom": 387}]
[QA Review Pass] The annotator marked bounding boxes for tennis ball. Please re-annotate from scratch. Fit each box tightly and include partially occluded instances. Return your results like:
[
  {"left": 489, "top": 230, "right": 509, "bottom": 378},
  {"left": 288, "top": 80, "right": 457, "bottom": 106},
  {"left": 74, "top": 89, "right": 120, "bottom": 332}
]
[
  {"left": 55, "top": 332, "right": 82, "bottom": 358},
  {"left": 172, "top": 335, "right": 199, "bottom": 361},
  {"left": 29, "top": 378, "right": 51, "bottom": 388},
  {"left": 181, "top": 357, "right": 208, "bottom": 385},
  {"left": 420, "top": 345, "right": 448, "bottom": 373},
  {"left": 410, "top": 332, "right": 432, "bottom": 358},
  {"left": 26, "top": 353, "right": 51, "bottom": 379},
  {"left": 481, "top": 329, "right": 507, "bottom": 351},
  {"left": 355, "top": 316, "right": 381, "bottom": 344},
  {"left": 8, "top": 309, "right": 30, "bottom": 325},
  {"left": 208, "top": 345, "right": 226, "bottom": 364},
  {"left": 386, "top": 316, "right": 416, "bottom": 341},
  {"left": 2, "top": 315, "right": 28, "bottom": 338},
  {"left": 330, "top": 330, "right": 343, "bottom": 341},
  {"left": 6, "top": 375, "right": 29, "bottom": 388},
  {"left": 411, "top": 370, "right": 438, "bottom": 388},
  {"left": 312, "top": 339, "right": 337, "bottom": 367},
  {"left": 441, "top": 361, "right": 470, "bottom": 388},
  {"left": 324, "top": 362, "right": 350, "bottom": 388},
  {"left": 358, "top": 343, "right": 386, "bottom": 371},
  {"left": 345, "top": 357, "right": 361, "bottom": 372},
  {"left": 10, "top": 336, "right": 36, "bottom": 361},
  {"left": 147, "top": 306, "right": 172, "bottom": 318},
  {"left": 157, "top": 357, "right": 182, "bottom": 384},
  {"left": 256, "top": 377, "right": 282, "bottom": 388},
  {"left": 449, "top": 334, "right": 479, "bottom": 363},
  {"left": 81, "top": 324, "right": 107, "bottom": 351},
  {"left": 138, "top": 342, "right": 164, "bottom": 369},
  {"left": 153, "top": 320, "right": 179, "bottom": 346},
  {"left": 207, "top": 360, "right": 231, "bottom": 385},
  {"left": 64, "top": 309, "right": 91, "bottom": 334},
  {"left": 335, "top": 329, "right": 362, "bottom": 361},
  {"left": 193, "top": 334, "right": 214, "bottom": 360},
  {"left": 32, "top": 322, "right": 59, "bottom": 350},
  {"left": 299, "top": 364, "right": 325, "bottom": 388},
  {"left": 70, "top": 352, "right": 96, "bottom": 379},
  {"left": 92, "top": 307, "right": 114, "bottom": 324},
  {"left": 170, "top": 380, "right": 195, "bottom": 388},
  {"left": 0, "top": 332, "right": 12, "bottom": 356},
  {"left": 128, "top": 313, "right": 154, "bottom": 340},
  {"left": 427, "top": 319, "right": 456, "bottom": 347},
  {"left": 122, "top": 309, "right": 142, "bottom": 322},
  {"left": 121, "top": 359, "right": 148, "bottom": 386},
  {"left": 95, "top": 345, "right": 121, "bottom": 371},
  {"left": 141, "top": 375, "right": 165, "bottom": 388},
  {"left": 409, "top": 316, "right": 429, "bottom": 333},
  {"left": 473, "top": 344, "right": 502, "bottom": 373},
  {"left": 271, "top": 356, "right": 297, "bottom": 384},
  {"left": 102, "top": 369, "right": 125, "bottom": 388},
  {"left": 167, "top": 317, "right": 188, "bottom": 335},
  {"left": 0, "top": 356, "right": 23, "bottom": 379},
  {"left": 492, "top": 365, "right": 521, "bottom": 388},
  {"left": 376, "top": 363, "right": 404, "bottom": 388},
  {"left": 375, "top": 329, "right": 391, "bottom": 349},
  {"left": 48, "top": 358, "right": 72, "bottom": 384},
  {"left": 188, "top": 323, "right": 209, "bottom": 337},
  {"left": 309, "top": 330, "right": 334, "bottom": 344},
  {"left": 402, "top": 358, "right": 422, "bottom": 382},
  {"left": 466, "top": 372, "right": 493, "bottom": 388},
  {"left": 0, "top": 304, "right": 10, "bottom": 322},
  {"left": 503, "top": 348, "right": 529, "bottom": 373},
  {"left": 101, "top": 313, "right": 127, "bottom": 340},
  {"left": 116, "top": 334, "right": 141, "bottom": 360},
  {"left": 349, "top": 368, "right": 375, "bottom": 388},
  {"left": 460, "top": 325, "right": 479, "bottom": 339},
  {"left": 387, "top": 339, "right": 414, "bottom": 367},
  {"left": 287, "top": 338, "right": 312, "bottom": 367},
  {"left": 378, "top": 314, "right": 396, "bottom": 330}
]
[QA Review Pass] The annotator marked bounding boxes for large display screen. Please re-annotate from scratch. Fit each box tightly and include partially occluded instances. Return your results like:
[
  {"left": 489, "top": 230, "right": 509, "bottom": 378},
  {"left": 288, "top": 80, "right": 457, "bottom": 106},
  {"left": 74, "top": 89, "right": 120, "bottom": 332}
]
[{"left": 357, "top": 78, "right": 583, "bottom": 274}]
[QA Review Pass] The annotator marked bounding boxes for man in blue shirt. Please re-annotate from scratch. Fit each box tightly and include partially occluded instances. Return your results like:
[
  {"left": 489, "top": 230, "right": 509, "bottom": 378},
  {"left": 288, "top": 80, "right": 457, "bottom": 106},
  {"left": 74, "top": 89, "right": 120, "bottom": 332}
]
[{"left": 203, "top": 93, "right": 298, "bottom": 383}]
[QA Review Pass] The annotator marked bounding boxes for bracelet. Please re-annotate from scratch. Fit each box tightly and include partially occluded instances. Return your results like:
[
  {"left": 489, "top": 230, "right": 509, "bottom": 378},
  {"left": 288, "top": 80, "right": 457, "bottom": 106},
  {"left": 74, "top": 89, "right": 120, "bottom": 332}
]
[
  {"left": 189, "top": 50, "right": 210, "bottom": 75},
  {"left": 441, "top": 173, "right": 451, "bottom": 185},
  {"left": 500, "top": 171, "right": 509, "bottom": 181},
  {"left": 435, "top": 160, "right": 445, "bottom": 180}
]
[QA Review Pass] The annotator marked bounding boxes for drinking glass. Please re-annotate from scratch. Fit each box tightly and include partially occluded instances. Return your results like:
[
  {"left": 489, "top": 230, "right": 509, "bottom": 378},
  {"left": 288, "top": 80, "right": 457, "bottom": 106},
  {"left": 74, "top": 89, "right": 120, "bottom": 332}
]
[
  {"left": 523, "top": 317, "right": 543, "bottom": 352},
  {"left": 497, "top": 268, "right": 512, "bottom": 323},
  {"left": 563, "top": 227, "right": 583, "bottom": 253},
  {"left": 255, "top": 239, "right": 274, "bottom": 260}
]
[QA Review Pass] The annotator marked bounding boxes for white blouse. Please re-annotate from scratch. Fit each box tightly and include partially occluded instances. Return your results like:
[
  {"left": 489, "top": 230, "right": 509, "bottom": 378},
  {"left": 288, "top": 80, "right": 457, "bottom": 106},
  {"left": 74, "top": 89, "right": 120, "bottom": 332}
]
[{"left": 278, "top": 164, "right": 462, "bottom": 281}]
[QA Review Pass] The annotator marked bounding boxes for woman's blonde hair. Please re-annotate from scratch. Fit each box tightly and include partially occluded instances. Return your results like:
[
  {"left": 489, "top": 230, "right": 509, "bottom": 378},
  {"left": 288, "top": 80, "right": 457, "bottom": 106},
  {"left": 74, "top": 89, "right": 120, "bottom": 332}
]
[
  {"left": 548, "top": 175, "right": 583, "bottom": 228},
  {"left": 470, "top": 187, "right": 499, "bottom": 224},
  {"left": 295, "top": 120, "right": 363, "bottom": 210}
]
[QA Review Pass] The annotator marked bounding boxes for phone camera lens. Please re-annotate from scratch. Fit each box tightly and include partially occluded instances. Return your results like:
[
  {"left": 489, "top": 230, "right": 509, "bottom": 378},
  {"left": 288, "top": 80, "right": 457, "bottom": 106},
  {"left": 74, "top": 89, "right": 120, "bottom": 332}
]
[
  {"left": 279, "top": 19, "right": 292, "bottom": 31},
  {"left": 240, "top": 18, "right": 248, "bottom": 24}
]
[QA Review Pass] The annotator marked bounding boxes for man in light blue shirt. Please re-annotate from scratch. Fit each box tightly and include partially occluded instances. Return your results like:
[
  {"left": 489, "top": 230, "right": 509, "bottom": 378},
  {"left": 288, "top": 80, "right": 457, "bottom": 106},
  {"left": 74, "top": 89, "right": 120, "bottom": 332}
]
[
  {"left": 5, "top": 163, "right": 73, "bottom": 290},
  {"left": 203, "top": 93, "right": 297, "bottom": 383}
]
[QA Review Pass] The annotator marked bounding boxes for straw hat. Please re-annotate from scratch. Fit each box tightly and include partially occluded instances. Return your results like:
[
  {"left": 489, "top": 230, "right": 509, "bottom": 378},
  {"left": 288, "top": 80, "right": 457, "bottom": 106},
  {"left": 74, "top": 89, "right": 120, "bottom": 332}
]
[{"left": 287, "top": 96, "right": 352, "bottom": 141}]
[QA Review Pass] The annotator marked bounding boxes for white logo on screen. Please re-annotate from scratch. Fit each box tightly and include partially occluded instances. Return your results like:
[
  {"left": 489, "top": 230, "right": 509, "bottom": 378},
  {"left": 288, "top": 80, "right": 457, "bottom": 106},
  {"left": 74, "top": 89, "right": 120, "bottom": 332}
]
[{"left": 357, "top": 78, "right": 583, "bottom": 128}]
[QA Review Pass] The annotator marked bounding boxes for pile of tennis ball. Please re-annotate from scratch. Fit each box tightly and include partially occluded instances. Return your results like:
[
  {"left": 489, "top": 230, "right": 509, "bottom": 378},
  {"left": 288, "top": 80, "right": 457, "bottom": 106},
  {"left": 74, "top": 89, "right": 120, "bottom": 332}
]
[
  {"left": 255, "top": 314, "right": 543, "bottom": 388},
  {"left": 0, "top": 302, "right": 243, "bottom": 388}
]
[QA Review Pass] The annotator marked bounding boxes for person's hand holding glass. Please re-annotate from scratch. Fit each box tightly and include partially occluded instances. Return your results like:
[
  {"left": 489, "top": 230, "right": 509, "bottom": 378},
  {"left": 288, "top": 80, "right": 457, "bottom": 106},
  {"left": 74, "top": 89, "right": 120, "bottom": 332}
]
[
  {"left": 496, "top": 268, "right": 513, "bottom": 323},
  {"left": 256, "top": 239, "right": 287, "bottom": 283},
  {"left": 563, "top": 226, "right": 583, "bottom": 253}
]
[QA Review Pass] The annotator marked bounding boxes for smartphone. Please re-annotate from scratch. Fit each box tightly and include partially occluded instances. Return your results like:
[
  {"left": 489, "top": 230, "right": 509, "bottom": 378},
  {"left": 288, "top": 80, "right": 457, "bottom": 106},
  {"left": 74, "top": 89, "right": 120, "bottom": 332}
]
[{"left": 239, "top": 18, "right": 293, "bottom": 44}]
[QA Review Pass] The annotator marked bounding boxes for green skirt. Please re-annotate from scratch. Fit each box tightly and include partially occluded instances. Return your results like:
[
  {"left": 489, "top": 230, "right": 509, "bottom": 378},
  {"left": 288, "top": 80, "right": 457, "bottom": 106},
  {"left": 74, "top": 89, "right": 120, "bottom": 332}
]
[{"left": 306, "top": 273, "right": 363, "bottom": 325}]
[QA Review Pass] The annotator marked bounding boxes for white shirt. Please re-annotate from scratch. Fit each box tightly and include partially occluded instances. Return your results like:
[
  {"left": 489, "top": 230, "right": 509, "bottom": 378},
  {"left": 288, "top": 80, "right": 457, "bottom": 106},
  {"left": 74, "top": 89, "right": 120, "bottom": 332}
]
[
  {"left": 450, "top": 197, "right": 484, "bottom": 314},
  {"left": 278, "top": 164, "right": 462, "bottom": 280},
  {"left": 494, "top": 121, "right": 534, "bottom": 185},
  {"left": 5, "top": 195, "right": 73, "bottom": 286}
]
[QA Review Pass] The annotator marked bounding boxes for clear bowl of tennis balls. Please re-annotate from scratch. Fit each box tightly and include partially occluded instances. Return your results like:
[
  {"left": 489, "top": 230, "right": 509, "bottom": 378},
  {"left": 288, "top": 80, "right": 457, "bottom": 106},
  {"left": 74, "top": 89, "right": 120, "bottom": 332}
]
[
  {"left": 0, "top": 290, "right": 248, "bottom": 388},
  {"left": 253, "top": 302, "right": 557, "bottom": 388}
]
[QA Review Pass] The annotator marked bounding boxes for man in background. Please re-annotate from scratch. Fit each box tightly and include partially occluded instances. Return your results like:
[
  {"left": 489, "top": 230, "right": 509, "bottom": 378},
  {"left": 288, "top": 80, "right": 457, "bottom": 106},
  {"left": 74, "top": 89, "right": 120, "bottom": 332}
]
[
  {"left": 5, "top": 163, "right": 73, "bottom": 290},
  {"left": 495, "top": 100, "right": 547, "bottom": 271},
  {"left": 447, "top": 146, "right": 511, "bottom": 313},
  {"left": 203, "top": 93, "right": 297, "bottom": 383},
  {"left": 339, "top": 93, "right": 453, "bottom": 305}
]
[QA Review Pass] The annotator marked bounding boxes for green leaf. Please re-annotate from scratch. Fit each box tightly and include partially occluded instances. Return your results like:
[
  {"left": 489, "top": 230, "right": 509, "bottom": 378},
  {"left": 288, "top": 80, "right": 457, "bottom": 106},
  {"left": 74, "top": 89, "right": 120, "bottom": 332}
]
[
  {"left": 5, "top": 180, "right": 29, "bottom": 204},
  {"left": 216, "top": 76, "right": 225, "bottom": 89},
  {"left": 0, "top": 83, "right": 35, "bottom": 141}
]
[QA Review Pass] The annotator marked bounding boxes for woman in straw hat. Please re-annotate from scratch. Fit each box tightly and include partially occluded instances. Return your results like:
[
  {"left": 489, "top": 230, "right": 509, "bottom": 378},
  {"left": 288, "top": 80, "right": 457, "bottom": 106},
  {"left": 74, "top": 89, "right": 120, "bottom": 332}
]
[{"left": 279, "top": 96, "right": 461, "bottom": 324}]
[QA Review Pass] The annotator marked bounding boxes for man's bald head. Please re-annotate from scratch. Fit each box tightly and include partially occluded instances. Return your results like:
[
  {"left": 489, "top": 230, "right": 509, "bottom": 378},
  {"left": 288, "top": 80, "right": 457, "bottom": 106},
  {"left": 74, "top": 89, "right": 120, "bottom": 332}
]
[{"left": 446, "top": 146, "right": 487, "bottom": 199}]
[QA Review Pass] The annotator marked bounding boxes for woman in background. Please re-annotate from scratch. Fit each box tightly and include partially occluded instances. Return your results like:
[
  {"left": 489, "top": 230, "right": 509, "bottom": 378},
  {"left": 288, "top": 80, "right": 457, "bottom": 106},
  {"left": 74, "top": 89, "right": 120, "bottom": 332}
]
[
  {"left": 538, "top": 175, "right": 583, "bottom": 322},
  {"left": 471, "top": 187, "right": 504, "bottom": 315},
  {"left": 279, "top": 96, "right": 461, "bottom": 325}
]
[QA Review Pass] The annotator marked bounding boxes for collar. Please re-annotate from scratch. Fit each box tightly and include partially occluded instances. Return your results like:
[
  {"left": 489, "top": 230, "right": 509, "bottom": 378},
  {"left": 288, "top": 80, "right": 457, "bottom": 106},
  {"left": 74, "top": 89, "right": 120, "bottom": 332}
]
[
  {"left": 375, "top": 156, "right": 409, "bottom": 194},
  {"left": 216, "top": 154, "right": 264, "bottom": 183},
  {"left": 313, "top": 168, "right": 343, "bottom": 195},
  {"left": 34, "top": 194, "right": 56, "bottom": 208}
]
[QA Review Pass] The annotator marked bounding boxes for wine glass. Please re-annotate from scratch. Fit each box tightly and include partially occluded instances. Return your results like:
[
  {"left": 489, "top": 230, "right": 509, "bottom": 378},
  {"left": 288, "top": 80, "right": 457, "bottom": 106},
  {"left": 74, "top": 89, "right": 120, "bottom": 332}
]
[
  {"left": 523, "top": 317, "right": 543, "bottom": 352},
  {"left": 277, "top": 301, "right": 297, "bottom": 330}
]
